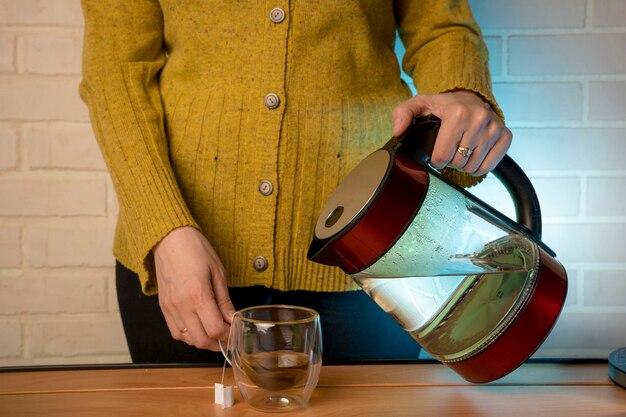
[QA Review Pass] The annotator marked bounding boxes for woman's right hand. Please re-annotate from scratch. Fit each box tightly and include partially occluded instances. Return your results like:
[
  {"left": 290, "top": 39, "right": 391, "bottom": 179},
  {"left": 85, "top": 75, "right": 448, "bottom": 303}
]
[{"left": 152, "top": 226, "right": 236, "bottom": 351}]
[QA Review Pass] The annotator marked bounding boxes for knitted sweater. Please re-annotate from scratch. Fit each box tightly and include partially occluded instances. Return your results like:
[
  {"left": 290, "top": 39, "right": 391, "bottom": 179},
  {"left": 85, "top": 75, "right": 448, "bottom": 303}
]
[{"left": 79, "top": 0, "right": 501, "bottom": 295}]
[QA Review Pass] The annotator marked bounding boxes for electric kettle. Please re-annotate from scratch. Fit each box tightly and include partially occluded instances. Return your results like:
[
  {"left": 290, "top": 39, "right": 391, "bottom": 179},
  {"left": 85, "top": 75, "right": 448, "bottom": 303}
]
[{"left": 307, "top": 115, "right": 567, "bottom": 383}]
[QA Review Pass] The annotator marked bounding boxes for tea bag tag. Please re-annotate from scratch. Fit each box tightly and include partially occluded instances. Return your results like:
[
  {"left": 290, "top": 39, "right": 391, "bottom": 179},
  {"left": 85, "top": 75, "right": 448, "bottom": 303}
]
[{"left": 214, "top": 383, "right": 234, "bottom": 408}]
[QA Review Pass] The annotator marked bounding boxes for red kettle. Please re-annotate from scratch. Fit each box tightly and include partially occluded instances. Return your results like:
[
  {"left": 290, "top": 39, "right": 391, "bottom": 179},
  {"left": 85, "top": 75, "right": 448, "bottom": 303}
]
[{"left": 307, "top": 115, "right": 567, "bottom": 383}]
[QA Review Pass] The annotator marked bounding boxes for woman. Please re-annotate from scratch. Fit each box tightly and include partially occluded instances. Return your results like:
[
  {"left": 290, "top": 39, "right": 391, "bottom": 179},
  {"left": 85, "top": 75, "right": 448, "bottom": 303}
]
[{"left": 80, "top": 0, "right": 511, "bottom": 363}]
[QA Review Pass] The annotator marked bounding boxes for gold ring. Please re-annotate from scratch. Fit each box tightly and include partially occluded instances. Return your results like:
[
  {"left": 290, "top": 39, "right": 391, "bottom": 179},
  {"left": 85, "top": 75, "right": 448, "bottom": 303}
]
[
  {"left": 457, "top": 146, "right": 473, "bottom": 158},
  {"left": 180, "top": 327, "right": 188, "bottom": 334}
]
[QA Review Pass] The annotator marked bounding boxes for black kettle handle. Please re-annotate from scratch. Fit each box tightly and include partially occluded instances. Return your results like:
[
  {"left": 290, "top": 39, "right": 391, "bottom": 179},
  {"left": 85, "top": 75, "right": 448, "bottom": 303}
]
[
  {"left": 492, "top": 154, "right": 542, "bottom": 240},
  {"left": 395, "top": 115, "right": 543, "bottom": 241}
]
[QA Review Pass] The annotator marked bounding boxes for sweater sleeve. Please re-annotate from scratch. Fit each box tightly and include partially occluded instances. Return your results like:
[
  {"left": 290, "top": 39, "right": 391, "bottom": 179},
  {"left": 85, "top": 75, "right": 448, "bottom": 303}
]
[
  {"left": 394, "top": 0, "right": 504, "bottom": 188},
  {"left": 79, "top": 0, "right": 199, "bottom": 294},
  {"left": 394, "top": 0, "right": 502, "bottom": 117}
]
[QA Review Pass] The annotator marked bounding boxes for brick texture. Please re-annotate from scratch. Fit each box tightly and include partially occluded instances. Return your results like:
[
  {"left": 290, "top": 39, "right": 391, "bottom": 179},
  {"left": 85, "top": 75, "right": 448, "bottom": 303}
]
[
  {"left": 493, "top": 82, "right": 583, "bottom": 122},
  {"left": 0, "top": 225, "right": 21, "bottom": 268},
  {"left": 23, "top": 122, "right": 106, "bottom": 170},
  {"left": 589, "top": 81, "right": 626, "bottom": 121},
  {"left": 509, "top": 34, "right": 626, "bottom": 76},
  {"left": 0, "top": 275, "right": 107, "bottom": 314},
  {"left": 539, "top": 311, "right": 626, "bottom": 356},
  {"left": 0, "top": 32, "right": 15, "bottom": 72},
  {"left": 0, "top": 321, "right": 22, "bottom": 358},
  {"left": 587, "top": 177, "right": 626, "bottom": 217},
  {"left": 532, "top": 177, "right": 581, "bottom": 218},
  {"left": 0, "top": 123, "right": 18, "bottom": 170},
  {"left": 564, "top": 269, "right": 578, "bottom": 307},
  {"left": 470, "top": 176, "right": 580, "bottom": 219},
  {"left": 0, "top": 0, "right": 84, "bottom": 26},
  {"left": 1, "top": 0, "right": 625, "bottom": 366},
  {"left": 593, "top": 0, "right": 626, "bottom": 27},
  {"left": 543, "top": 223, "right": 626, "bottom": 263},
  {"left": 28, "top": 224, "right": 115, "bottom": 268},
  {"left": 30, "top": 318, "right": 128, "bottom": 358},
  {"left": 0, "top": 178, "right": 106, "bottom": 216},
  {"left": 22, "top": 31, "right": 83, "bottom": 75},
  {"left": 0, "top": 75, "right": 88, "bottom": 121},
  {"left": 584, "top": 270, "right": 626, "bottom": 307},
  {"left": 508, "top": 128, "right": 626, "bottom": 171},
  {"left": 470, "top": 0, "right": 586, "bottom": 30},
  {"left": 484, "top": 36, "right": 502, "bottom": 76}
]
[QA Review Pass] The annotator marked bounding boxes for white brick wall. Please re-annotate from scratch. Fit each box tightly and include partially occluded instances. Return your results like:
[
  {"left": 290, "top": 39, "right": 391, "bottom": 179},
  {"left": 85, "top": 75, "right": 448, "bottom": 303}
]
[
  {"left": 594, "top": 0, "right": 626, "bottom": 27},
  {"left": 0, "top": 33, "right": 15, "bottom": 72},
  {"left": 0, "top": 0, "right": 129, "bottom": 365},
  {"left": 469, "top": 0, "right": 626, "bottom": 358},
  {"left": 0, "top": 0, "right": 83, "bottom": 26},
  {"left": 0, "top": 0, "right": 624, "bottom": 366},
  {"left": 0, "top": 225, "right": 21, "bottom": 268},
  {"left": 23, "top": 123, "right": 106, "bottom": 170},
  {"left": 0, "top": 124, "right": 19, "bottom": 170}
]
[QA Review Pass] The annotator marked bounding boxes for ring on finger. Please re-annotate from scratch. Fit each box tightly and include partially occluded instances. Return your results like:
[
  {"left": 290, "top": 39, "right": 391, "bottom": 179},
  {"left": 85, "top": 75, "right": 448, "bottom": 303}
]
[
  {"left": 180, "top": 327, "right": 188, "bottom": 334},
  {"left": 457, "top": 146, "right": 474, "bottom": 158}
]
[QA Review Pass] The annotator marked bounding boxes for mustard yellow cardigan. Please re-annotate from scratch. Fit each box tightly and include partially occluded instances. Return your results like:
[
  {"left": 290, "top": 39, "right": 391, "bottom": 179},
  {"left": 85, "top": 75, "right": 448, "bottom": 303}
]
[{"left": 79, "top": 0, "right": 501, "bottom": 295}]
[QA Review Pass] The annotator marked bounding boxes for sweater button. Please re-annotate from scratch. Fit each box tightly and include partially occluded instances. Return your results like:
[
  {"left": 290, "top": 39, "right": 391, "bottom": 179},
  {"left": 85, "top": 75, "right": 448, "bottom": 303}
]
[
  {"left": 259, "top": 180, "right": 274, "bottom": 196},
  {"left": 264, "top": 93, "right": 280, "bottom": 109},
  {"left": 253, "top": 256, "right": 268, "bottom": 272},
  {"left": 269, "top": 7, "right": 285, "bottom": 23}
]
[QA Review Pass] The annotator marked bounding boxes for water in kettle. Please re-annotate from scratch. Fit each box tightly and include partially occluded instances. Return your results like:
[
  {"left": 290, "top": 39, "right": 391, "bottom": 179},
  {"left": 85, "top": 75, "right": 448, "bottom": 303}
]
[{"left": 354, "top": 234, "right": 539, "bottom": 362}]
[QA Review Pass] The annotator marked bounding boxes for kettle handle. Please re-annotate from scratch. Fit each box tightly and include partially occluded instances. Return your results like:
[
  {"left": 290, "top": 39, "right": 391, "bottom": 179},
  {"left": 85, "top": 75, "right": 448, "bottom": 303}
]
[
  {"left": 396, "top": 115, "right": 543, "bottom": 240},
  {"left": 492, "top": 154, "right": 542, "bottom": 239}
]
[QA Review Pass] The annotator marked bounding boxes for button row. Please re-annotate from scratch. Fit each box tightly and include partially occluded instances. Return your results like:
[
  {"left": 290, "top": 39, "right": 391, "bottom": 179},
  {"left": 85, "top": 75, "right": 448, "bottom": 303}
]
[
  {"left": 265, "top": 6, "right": 284, "bottom": 110},
  {"left": 255, "top": 6, "right": 283, "bottom": 276}
]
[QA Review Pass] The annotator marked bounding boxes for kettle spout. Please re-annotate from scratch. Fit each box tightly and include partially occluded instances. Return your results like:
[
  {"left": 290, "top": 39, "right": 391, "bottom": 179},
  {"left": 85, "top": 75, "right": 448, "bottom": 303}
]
[{"left": 307, "top": 237, "right": 343, "bottom": 267}]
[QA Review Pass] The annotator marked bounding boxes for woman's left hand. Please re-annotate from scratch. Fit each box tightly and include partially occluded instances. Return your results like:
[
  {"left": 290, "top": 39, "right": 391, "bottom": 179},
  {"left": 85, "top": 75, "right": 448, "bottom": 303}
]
[{"left": 392, "top": 90, "right": 512, "bottom": 176}]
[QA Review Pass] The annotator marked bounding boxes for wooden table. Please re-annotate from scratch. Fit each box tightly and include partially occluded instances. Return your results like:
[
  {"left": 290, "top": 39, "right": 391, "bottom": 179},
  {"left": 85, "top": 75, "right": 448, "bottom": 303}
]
[{"left": 0, "top": 362, "right": 624, "bottom": 416}]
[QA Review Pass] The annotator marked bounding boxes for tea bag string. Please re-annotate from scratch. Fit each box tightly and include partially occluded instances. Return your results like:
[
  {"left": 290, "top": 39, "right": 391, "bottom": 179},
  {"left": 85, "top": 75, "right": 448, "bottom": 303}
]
[
  {"left": 221, "top": 313, "right": 235, "bottom": 385},
  {"left": 215, "top": 314, "right": 236, "bottom": 409}
]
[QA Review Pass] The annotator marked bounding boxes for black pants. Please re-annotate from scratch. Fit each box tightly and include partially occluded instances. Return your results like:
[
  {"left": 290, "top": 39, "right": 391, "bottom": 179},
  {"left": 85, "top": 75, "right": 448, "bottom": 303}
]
[{"left": 116, "top": 261, "right": 421, "bottom": 364}]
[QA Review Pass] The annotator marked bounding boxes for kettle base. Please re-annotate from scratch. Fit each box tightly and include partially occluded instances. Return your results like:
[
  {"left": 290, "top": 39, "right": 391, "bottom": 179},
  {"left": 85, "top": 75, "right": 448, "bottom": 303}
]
[
  {"left": 443, "top": 247, "right": 567, "bottom": 383},
  {"left": 609, "top": 347, "right": 626, "bottom": 389}
]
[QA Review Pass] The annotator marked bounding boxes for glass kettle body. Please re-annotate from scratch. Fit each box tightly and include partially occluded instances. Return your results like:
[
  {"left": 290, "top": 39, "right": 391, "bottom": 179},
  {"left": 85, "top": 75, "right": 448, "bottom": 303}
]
[{"left": 307, "top": 116, "right": 567, "bottom": 383}]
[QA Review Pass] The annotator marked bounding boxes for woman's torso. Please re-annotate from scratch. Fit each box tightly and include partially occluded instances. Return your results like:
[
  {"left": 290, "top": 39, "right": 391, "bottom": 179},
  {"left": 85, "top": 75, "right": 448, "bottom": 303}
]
[{"left": 156, "top": 0, "right": 412, "bottom": 291}]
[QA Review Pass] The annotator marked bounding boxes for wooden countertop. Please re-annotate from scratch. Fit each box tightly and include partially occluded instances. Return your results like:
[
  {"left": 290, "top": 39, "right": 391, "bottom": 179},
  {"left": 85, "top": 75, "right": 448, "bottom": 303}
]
[{"left": 0, "top": 361, "right": 624, "bottom": 416}]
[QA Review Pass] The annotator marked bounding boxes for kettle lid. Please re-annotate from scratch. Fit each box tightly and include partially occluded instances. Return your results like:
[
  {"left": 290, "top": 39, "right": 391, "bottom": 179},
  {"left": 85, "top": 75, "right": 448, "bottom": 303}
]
[{"left": 314, "top": 149, "right": 391, "bottom": 240}]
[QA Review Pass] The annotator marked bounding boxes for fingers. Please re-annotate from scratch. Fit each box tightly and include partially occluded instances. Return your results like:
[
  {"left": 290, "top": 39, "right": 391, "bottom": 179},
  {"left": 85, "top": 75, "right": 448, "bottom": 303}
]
[
  {"left": 158, "top": 284, "right": 225, "bottom": 351},
  {"left": 160, "top": 287, "right": 231, "bottom": 351},
  {"left": 186, "top": 311, "right": 223, "bottom": 352},
  {"left": 392, "top": 95, "right": 431, "bottom": 137},
  {"left": 211, "top": 265, "right": 237, "bottom": 324},
  {"left": 391, "top": 91, "right": 512, "bottom": 176},
  {"left": 471, "top": 128, "right": 513, "bottom": 176},
  {"left": 193, "top": 268, "right": 232, "bottom": 350},
  {"left": 427, "top": 103, "right": 489, "bottom": 170},
  {"left": 153, "top": 226, "right": 234, "bottom": 352},
  {"left": 443, "top": 110, "right": 506, "bottom": 173},
  {"left": 446, "top": 108, "right": 491, "bottom": 170},
  {"left": 160, "top": 299, "right": 187, "bottom": 340},
  {"left": 428, "top": 109, "right": 468, "bottom": 169}
]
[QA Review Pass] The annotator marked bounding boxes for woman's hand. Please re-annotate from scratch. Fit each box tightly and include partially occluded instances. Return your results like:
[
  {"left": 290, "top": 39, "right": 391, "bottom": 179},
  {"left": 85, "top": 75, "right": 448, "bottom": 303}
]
[
  {"left": 392, "top": 90, "right": 512, "bottom": 176},
  {"left": 152, "top": 226, "right": 236, "bottom": 351}
]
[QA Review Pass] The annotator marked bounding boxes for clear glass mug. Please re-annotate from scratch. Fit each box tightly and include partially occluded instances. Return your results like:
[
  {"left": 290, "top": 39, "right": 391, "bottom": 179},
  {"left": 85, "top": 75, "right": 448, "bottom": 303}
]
[{"left": 220, "top": 305, "right": 323, "bottom": 412}]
